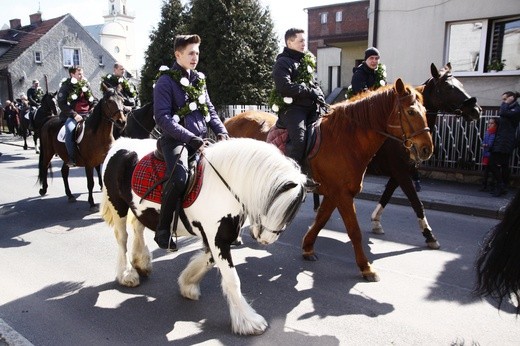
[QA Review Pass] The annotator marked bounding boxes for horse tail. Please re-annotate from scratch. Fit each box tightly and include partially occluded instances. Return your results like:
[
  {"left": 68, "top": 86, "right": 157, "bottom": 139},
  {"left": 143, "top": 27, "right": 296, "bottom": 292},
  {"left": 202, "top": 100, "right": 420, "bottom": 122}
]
[{"left": 474, "top": 189, "right": 520, "bottom": 314}]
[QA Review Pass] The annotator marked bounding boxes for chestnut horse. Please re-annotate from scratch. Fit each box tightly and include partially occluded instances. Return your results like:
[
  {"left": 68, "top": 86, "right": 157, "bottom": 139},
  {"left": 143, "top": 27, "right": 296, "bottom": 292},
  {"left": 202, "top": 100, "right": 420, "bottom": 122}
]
[
  {"left": 225, "top": 63, "right": 482, "bottom": 251},
  {"left": 231, "top": 79, "right": 432, "bottom": 281},
  {"left": 38, "top": 88, "right": 126, "bottom": 210}
]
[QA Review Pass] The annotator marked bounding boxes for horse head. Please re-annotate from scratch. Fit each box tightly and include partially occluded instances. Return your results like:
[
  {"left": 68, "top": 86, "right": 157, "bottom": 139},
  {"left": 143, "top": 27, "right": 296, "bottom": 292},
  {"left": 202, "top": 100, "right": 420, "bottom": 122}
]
[
  {"left": 42, "top": 92, "right": 58, "bottom": 116},
  {"left": 423, "top": 63, "right": 482, "bottom": 122},
  {"left": 101, "top": 83, "right": 127, "bottom": 130},
  {"left": 390, "top": 78, "right": 433, "bottom": 163}
]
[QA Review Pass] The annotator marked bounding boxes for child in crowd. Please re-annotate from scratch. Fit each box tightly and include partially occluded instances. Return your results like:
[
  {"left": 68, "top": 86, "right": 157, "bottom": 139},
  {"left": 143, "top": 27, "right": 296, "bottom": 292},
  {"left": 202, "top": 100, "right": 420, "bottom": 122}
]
[{"left": 480, "top": 117, "right": 497, "bottom": 191}]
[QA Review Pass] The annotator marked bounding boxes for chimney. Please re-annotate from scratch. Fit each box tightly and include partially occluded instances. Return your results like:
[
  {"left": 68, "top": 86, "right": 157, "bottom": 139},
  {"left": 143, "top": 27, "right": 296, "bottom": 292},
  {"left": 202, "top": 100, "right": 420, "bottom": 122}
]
[
  {"left": 29, "top": 12, "right": 42, "bottom": 25},
  {"left": 9, "top": 19, "right": 21, "bottom": 29}
]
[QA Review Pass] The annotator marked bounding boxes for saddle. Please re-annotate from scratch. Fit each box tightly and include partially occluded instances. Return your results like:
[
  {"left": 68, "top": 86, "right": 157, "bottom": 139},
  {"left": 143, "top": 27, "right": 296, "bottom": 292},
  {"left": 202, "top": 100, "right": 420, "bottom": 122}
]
[
  {"left": 57, "top": 121, "right": 86, "bottom": 143},
  {"left": 266, "top": 117, "right": 322, "bottom": 161},
  {"left": 131, "top": 146, "right": 203, "bottom": 208}
]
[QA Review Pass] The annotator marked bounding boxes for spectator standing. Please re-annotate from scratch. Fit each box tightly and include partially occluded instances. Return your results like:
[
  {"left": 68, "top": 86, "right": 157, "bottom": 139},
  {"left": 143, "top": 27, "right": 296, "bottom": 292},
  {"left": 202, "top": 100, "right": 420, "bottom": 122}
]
[
  {"left": 488, "top": 91, "right": 520, "bottom": 197},
  {"left": 4, "top": 100, "right": 20, "bottom": 136},
  {"left": 480, "top": 117, "right": 497, "bottom": 191}
]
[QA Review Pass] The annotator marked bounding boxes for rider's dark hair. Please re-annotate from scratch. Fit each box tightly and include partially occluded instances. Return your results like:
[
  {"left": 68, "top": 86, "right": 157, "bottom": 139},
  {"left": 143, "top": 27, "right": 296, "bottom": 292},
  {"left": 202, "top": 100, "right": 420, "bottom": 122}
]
[
  {"left": 284, "top": 28, "right": 304, "bottom": 46},
  {"left": 174, "top": 34, "right": 201, "bottom": 52}
]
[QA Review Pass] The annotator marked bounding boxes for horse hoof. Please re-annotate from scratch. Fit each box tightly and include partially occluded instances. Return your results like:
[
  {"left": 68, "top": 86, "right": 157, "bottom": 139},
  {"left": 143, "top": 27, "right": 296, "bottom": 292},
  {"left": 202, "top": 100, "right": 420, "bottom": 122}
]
[
  {"left": 362, "top": 272, "right": 380, "bottom": 282},
  {"left": 232, "top": 239, "right": 242, "bottom": 246},
  {"left": 39, "top": 189, "right": 46, "bottom": 196},
  {"left": 90, "top": 204, "right": 100, "bottom": 213},
  {"left": 427, "top": 241, "right": 440, "bottom": 250},
  {"left": 302, "top": 253, "right": 318, "bottom": 261},
  {"left": 372, "top": 227, "right": 385, "bottom": 235},
  {"left": 68, "top": 196, "right": 77, "bottom": 203}
]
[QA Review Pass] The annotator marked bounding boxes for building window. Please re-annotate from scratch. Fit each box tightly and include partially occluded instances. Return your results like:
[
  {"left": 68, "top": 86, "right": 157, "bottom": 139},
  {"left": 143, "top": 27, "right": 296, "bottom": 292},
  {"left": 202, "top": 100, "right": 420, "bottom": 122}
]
[
  {"left": 336, "top": 11, "right": 342, "bottom": 22},
  {"left": 320, "top": 13, "right": 328, "bottom": 24},
  {"left": 447, "top": 16, "right": 520, "bottom": 74},
  {"left": 34, "top": 51, "right": 42, "bottom": 64},
  {"left": 114, "top": 46, "right": 120, "bottom": 53},
  {"left": 98, "top": 55, "right": 104, "bottom": 66},
  {"left": 62, "top": 47, "right": 80, "bottom": 67}
]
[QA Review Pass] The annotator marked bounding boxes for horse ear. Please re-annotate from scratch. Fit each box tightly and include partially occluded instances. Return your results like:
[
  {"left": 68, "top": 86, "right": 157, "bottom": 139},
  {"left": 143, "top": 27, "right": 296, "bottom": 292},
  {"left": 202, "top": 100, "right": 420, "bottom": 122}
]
[
  {"left": 445, "top": 62, "right": 452, "bottom": 72},
  {"left": 394, "top": 78, "right": 405, "bottom": 95},
  {"left": 430, "top": 63, "right": 440, "bottom": 79}
]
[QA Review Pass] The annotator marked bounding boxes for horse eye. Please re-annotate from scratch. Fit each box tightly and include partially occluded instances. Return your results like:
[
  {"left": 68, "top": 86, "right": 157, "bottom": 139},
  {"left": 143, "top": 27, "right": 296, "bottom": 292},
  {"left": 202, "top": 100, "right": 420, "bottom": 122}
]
[{"left": 407, "top": 109, "right": 415, "bottom": 116}]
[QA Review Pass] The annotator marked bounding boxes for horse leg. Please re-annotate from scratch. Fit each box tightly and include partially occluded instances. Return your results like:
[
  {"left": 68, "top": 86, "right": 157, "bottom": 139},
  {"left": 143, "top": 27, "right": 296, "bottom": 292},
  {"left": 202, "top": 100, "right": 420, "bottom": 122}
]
[
  {"left": 302, "top": 195, "right": 337, "bottom": 261},
  {"left": 23, "top": 134, "right": 28, "bottom": 150},
  {"left": 95, "top": 165, "right": 103, "bottom": 190},
  {"left": 129, "top": 214, "right": 152, "bottom": 276},
  {"left": 398, "top": 177, "right": 440, "bottom": 249},
  {"left": 313, "top": 193, "right": 320, "bottom": 212},
  {"left": 33, "top": 134, "right": 39, "bottom": 154},
  {"left": 371, "top": 177, "right": 399, "bottom": 234},
  {"left": 178, "top": 249, "right": 214, "bottom": 301},
  {"left": 336, "top": 195, "right": 379, "bottom": 282},
  {"left": 85, "top": 167, "right": 98, "bottom": 211},
  {"left": 60, "top": 163, "right": 76, "bottom": 202}
]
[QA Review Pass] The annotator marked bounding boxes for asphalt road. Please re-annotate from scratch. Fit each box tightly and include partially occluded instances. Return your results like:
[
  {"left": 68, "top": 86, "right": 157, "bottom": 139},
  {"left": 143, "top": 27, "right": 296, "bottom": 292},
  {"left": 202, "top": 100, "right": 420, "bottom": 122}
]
[{"left": 1, "top": 137, "right": 519, "bottom": 345}]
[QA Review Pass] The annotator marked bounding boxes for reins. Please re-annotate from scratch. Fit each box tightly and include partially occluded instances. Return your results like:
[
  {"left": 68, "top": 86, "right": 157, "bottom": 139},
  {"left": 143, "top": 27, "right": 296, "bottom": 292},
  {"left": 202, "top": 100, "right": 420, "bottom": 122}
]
[{"left": 378, "top": 91, "right": 430, "bottom": 149}]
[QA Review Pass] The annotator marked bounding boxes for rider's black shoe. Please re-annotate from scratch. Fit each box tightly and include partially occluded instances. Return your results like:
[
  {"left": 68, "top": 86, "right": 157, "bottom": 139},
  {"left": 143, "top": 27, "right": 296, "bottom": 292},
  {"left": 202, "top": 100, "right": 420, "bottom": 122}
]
[{"left": 154, "top": 229, "right": 176, "bottom": 250}]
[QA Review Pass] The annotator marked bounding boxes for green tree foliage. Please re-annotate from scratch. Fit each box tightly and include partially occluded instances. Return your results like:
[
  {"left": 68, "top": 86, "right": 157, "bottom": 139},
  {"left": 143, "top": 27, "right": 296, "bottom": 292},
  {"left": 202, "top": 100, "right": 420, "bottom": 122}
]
[
  {"left": 187, "top": 0, "right": 279, "bottom": 106},
  {"left": 139, "top": 0, "right": 188, "bottom": 104}
]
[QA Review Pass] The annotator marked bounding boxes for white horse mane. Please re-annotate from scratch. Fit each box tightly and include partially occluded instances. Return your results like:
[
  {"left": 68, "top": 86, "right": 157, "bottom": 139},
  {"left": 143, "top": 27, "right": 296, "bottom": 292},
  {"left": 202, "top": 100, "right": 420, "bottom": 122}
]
[{"left": 203, "top": 138, "right": 306, "bottom": 231}]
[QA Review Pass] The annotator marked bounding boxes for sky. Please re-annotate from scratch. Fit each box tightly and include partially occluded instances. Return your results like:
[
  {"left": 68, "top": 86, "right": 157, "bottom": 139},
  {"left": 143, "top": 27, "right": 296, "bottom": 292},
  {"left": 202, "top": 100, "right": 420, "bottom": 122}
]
[{"left": 0, "top": 0, "right": 343, "bottom": 71}]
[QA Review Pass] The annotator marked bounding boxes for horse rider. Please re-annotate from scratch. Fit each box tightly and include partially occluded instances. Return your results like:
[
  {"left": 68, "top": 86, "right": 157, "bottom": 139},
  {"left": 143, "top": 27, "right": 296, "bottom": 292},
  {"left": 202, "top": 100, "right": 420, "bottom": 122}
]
[
  {"left": 351, "top": 47, "right": 381, "bottom": 95},
  {"left": 26, "top": 79, "right": 44, "bottom": 129},
  {"left": 272, "top": 28, "right": 325, "bottom": 174},
  {"left": 101, "top": 62, "right": 138, "bottom": 114},
  {"left": 57, "top": 66, "right": 98, "bottom": 167},
  {"left": 153, "top": 34, "right": 229, "bottom": 250}
]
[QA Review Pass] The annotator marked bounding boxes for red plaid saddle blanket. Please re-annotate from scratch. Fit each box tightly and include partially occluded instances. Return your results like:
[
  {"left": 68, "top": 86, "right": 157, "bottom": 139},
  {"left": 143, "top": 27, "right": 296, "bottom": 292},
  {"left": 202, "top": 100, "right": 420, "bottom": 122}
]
[{"left": 131, "top": 152, "right": 204, "bottom": 208}]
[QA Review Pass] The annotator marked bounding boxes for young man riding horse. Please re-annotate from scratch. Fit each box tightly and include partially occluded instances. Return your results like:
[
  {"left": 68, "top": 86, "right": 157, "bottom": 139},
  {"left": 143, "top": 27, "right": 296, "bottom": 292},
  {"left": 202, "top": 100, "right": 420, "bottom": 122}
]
[
  {"left": 272, "top": 28, "right": 325, "bottom": 173},
  {"left": 100, "top": 62, "right": 138, "bottom": 113},
  {"left": 57, "top": 66, "right": 98, "bottom": 167},
  {"left": 153, "top": 34, "right": 229, "bottom": 251}
]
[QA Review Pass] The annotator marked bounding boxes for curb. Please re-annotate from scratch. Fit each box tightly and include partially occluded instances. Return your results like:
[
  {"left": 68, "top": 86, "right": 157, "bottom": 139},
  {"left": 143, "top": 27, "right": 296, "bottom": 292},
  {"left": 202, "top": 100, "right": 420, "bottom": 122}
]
[
  {"left": 357, "top": 191, "right": 506, "bottom": 220},
  {"left": 0, "top": 319, "right": 33, "bottom": 346}
]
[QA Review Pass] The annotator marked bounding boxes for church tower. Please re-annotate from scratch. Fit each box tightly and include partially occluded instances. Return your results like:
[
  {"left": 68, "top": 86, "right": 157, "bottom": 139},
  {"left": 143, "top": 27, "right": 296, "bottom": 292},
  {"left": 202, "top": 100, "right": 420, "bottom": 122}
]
[{"left": 100, "top": 0, "right": 137, "bottom": 78}]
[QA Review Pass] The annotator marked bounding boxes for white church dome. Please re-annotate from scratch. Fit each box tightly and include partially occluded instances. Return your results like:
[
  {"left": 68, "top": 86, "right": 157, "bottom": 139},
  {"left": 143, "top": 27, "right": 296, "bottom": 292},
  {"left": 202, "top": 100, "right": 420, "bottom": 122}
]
[{"left": 100, "top": 21, "right": 125, "bottom": 37}]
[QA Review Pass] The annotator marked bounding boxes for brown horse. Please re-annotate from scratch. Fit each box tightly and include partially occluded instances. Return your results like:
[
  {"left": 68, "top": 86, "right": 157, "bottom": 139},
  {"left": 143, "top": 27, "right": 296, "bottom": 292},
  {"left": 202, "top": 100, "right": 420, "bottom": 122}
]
[
  {"left": 225, "top": 63, "right": 482, "bottom": 251},
  {"left": 230, "top": 79, "right": 433, "bottom": 281},
  {"left": 38, "top": 88, "right": 126, "bottom": 210}
]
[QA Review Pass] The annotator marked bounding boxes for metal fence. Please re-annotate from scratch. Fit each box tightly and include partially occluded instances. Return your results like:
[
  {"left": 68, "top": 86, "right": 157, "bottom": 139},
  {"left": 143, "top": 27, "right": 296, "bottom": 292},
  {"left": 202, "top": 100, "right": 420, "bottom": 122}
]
[{"left": 220, "top": 106, "right": 520, "bottom": 177}]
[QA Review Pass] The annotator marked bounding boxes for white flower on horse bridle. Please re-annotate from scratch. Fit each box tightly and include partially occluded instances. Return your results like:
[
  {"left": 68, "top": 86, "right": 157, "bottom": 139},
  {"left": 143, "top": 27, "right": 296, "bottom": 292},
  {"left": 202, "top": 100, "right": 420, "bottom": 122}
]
[{"left": 283, "top": 97, "right": 293, "bottom": 104}]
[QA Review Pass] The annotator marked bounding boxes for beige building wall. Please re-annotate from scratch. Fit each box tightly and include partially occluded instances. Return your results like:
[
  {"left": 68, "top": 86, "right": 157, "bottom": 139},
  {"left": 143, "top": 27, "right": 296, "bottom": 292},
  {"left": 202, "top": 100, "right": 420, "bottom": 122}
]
[{"left": 369, "top": 0, "right": 520, "bottom": 107}]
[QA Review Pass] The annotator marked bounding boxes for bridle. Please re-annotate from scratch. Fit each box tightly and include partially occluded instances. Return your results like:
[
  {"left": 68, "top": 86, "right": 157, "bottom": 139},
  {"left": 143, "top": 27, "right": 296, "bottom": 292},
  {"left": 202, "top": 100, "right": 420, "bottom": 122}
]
[
  {"left": 379, "top": 91, "right": 430, "bottom": 150},
  {"left": 101, "top": 96, "right": 126, "bottom": 130}
]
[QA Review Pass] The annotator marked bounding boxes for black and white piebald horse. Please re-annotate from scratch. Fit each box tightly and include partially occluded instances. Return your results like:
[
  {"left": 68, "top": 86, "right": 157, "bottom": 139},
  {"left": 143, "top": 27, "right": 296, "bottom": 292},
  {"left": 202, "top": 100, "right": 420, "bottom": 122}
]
[{"left": 100, "top": 137, "right": 313, "bottom": 335}]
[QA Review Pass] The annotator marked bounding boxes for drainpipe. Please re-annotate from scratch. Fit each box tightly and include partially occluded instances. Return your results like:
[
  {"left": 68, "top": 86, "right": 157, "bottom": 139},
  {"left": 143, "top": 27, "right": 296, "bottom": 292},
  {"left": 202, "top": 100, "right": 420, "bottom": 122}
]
[{"left": 373, "top": 0, "right": 379, "bottom": 47}]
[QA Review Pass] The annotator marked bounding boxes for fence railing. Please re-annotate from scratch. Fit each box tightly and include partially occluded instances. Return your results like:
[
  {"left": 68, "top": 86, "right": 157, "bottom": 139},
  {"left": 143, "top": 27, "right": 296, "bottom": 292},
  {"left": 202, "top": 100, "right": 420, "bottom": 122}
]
[{"left": 220, "top": 106, "right": 520, "bottom": 177}]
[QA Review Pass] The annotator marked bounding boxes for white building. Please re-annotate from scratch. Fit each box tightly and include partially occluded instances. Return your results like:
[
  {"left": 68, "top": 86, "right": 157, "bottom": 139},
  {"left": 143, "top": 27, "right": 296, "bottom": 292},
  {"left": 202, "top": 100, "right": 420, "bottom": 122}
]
[{"left": 86, "top": 0, "right": 137, "bottom": 79}]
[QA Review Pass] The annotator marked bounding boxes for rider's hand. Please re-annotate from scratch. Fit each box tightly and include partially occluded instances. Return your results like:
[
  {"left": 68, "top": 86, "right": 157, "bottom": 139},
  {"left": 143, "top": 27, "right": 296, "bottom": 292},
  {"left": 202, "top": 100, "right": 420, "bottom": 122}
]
[
  {"left": 217, "top": 133, "right": 230, "bottom": 141},
  {"left": 188, "top": 137, "right": 204, "bottom": 151}
]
